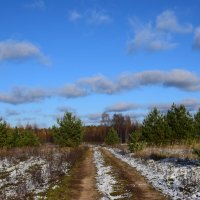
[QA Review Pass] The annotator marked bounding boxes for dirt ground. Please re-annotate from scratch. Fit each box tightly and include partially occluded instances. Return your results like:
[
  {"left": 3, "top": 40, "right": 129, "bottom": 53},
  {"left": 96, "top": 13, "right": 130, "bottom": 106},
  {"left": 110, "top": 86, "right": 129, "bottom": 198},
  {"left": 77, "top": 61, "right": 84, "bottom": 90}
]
[
  {"left": 68, "top": 147, "right": 168, "bottom": 200},
  {"left": 69, "top": 148, "right": 101, "bottom": 200},
  {"left": 102, "top": 148, "right": 169, "bottom": 200}
]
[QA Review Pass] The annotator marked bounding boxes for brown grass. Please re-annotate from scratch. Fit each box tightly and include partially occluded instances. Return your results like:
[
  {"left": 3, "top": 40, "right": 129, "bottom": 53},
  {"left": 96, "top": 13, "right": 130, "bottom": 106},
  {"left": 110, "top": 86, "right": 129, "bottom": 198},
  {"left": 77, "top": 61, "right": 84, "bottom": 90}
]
[
  {"left": 117, "top": 143, "right": 200, "bottom": 160},
  {"left": 0, "top": 145, "right": 87, "bottom": 200}
]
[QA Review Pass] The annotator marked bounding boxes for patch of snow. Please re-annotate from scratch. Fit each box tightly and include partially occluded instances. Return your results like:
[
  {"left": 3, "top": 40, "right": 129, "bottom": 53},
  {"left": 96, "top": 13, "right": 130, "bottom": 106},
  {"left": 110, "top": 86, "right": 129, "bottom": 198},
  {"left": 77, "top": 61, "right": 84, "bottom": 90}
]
[
  {"left": 107, "top": 148, "right": 200, "bottom": 200},
  {"left": 93, "top": 147, "right": 131, "bottom": 200},
  {"left": 0, "top": 153, "right": 70, "bottom": 199}
]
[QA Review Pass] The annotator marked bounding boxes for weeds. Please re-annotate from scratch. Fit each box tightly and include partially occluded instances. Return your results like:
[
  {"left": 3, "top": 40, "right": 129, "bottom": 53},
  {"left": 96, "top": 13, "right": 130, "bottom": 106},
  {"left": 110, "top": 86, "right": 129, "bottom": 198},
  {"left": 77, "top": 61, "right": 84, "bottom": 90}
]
[{"left": 0, "top": 145, "right": 86, "bottom": 199}]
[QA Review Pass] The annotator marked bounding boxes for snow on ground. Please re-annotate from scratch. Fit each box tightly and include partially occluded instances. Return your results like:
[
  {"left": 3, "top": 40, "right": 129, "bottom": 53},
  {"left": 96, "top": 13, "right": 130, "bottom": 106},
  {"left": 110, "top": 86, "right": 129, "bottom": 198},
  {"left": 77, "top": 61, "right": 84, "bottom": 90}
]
[
  {"left": 107, "top": 148, "right": 200, "bottom": 200},
  {"left": 93, "top": 147, "right": 131, "bottom": 200},
  {"left": 0, "top": 153, "right": 70, "bottom": 199}
]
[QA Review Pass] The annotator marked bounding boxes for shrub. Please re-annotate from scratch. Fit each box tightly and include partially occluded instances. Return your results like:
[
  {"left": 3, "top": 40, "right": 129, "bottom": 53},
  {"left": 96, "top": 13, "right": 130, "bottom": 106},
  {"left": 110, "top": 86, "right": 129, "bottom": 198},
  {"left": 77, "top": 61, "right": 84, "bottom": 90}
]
[
  {"left": 104, "top": 128, "right": 119, "bottom": 145},
  {"left": 128, "top": 130, "right": 146, "bottom": 152}
]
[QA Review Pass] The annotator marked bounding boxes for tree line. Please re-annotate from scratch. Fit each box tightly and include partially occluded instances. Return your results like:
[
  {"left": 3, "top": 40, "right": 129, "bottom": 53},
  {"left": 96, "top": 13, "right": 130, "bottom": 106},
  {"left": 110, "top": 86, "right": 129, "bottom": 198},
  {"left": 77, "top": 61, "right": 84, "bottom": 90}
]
[
  {"left": 141, "top": 104, "right": 200, "bottom": 145},
  {"left": 0, "top": 103, "right": 200, "bottom": 148}
]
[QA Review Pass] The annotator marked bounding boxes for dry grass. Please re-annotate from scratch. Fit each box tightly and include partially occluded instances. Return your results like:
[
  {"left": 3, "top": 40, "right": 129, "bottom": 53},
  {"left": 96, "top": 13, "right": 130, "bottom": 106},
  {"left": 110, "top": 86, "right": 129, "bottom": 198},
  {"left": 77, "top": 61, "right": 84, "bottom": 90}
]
[
  {"left": 117, "top": 142, "right": 200, "bottom": 160},
  {"left": 0, "top": 145, "right": 87, "bottom": 199},
  {"left": 46, "top": 146, "right": 89, "bottom": 200}
]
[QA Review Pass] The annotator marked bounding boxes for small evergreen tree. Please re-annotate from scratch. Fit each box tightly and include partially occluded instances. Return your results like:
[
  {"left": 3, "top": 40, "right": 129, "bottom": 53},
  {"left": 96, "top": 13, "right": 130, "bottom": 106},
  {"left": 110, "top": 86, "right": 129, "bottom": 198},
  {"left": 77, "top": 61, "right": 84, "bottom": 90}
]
[
  {"left": 142, "top": 108, "right": 169, "bottom": 145},
  {"left": 128, "top": 129, "right": 146, "bottom": 152},
  {"left": 52, "top": 112, "right": 84, "bottom": 147},
  {"left": 166, "top": 104, "right": 194, "bottom": 142},
  {"left": 194, "top": 108, "right": 200, "bottom": 137},
  {"left": 0, "top": 118, "right": 8, "bottom": 147},
  {"left": 104, "top": 127, "right": 119, "bottom": 145},
  {"left": 16, "top": 129, "right": 39, "bottom": 147},
  {"left": 5, "top": 128, "right": 19, "bottom": 148}
]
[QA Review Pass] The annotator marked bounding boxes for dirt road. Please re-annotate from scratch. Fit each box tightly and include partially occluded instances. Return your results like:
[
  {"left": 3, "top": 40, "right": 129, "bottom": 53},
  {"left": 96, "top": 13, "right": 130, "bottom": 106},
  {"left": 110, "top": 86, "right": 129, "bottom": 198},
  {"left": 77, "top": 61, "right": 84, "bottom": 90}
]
[
  {"left": 101, "top": 148, "right": 169, "bottom": 200},
  {"left": 69, "top": 148, "right": 101, "bottom": 200},
  {"left": 68, "top": 147, "right": 168, "bottom": 200}
]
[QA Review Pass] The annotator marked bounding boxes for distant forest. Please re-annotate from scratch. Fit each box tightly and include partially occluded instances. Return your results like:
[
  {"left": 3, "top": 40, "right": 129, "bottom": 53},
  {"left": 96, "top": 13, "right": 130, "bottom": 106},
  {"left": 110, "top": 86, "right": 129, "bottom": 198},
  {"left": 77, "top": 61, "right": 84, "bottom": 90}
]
[{"left": 0, "top": 103, "right": 200, "bottom": 148}]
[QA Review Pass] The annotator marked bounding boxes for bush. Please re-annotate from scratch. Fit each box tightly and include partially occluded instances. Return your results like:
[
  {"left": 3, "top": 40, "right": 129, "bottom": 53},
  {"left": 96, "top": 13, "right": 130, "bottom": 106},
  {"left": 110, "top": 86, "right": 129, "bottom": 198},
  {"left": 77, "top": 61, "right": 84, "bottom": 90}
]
[
  {"left": 128, "top": 130, "right": 146, "bottom": 152},
  {"left": 104, "top": 128, "right": 119, "bottom": 145},
  {"left": 52, "top": 112, "right": 84, "bottom": 147}
]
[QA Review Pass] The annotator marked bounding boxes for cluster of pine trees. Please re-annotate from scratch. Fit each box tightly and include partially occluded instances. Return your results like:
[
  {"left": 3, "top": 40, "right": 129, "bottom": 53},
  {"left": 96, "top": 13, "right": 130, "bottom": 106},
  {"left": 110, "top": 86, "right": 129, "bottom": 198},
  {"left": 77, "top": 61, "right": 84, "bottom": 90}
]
[
  {"left": 141, "top": 104, "right": 200, "bottom": 145},
  {"left": 0, "top": 112, "right": 84, "bottom": 148},
  {"left": 0, "top": 118, "right": 39, "bottom": 148}
]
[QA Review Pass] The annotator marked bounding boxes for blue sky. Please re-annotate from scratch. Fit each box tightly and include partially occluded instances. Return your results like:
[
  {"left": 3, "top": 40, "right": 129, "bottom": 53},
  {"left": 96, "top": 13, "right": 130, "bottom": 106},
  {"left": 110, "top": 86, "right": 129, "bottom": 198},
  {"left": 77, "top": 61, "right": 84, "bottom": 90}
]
[{"left": 0, "top": 0, "right": 200, "bottom": 127}]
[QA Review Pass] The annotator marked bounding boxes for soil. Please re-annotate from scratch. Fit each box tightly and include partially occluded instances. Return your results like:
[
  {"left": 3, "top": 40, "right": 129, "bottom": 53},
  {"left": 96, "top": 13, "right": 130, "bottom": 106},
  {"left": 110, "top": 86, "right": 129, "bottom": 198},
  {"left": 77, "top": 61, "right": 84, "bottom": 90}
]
[
  {"left": 69, "top": 148, "right": 101, "bottom": 200},
  {"left": 68, "top": 147, "right": 169, "bottom": 200},
  {"left": 101, "top": 148, "right": 169, "bottom": 200}
]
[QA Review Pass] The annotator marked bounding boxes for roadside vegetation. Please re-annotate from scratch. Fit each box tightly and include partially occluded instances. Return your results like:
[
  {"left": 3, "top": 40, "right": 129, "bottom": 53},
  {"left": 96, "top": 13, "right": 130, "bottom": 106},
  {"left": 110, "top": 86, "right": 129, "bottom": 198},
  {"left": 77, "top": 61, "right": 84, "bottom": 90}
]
[
  {"left": 1, "top": 105, "right": 200, "bottom": 199},
  {"left": 0, "top": 145, "right": 86, "bottom": 199}
]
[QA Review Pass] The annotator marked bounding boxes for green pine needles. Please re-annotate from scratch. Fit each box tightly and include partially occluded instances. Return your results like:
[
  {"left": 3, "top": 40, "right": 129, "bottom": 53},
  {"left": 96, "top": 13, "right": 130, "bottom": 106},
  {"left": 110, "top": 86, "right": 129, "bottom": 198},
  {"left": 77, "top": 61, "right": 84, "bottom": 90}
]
[
  {"left": 104, "top": 127, "right": 120, "bottom": 145},
  {"left": 52, "top": 112, "right": 84, "bottom": 147}
]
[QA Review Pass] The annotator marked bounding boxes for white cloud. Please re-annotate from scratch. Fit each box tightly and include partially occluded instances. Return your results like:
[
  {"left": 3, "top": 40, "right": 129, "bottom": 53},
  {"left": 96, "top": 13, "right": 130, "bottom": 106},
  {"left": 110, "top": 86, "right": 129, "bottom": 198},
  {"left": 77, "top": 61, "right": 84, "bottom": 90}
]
[
  {"left": 24, "top": 0, "right": 45, "bottom": 10},
  {"left": 68, "top": 9, "right": 111, "bottom": 25},
  {"left": 0, "top": 87, "right": 49, "bottom": 105},
  {"left": 163, "top": 69, "right": 200, "bottom": 91},
  {"left": 156, "top": 10, "right": 193, "bottom": 33},
  {"left": 58, "top": 84, "right": 87, "bottom": 98},
  {"left": 118, "top": 69, "right": 200, "bottom": 92},
  {"left": 193, "top": 27, "right": 200, "bottom": 49},
  {"left": 68, "top": 10, "right": 82, "bottom": 22},
  {"left": 85, "top": 113, "right": 102, "bottom": 121},
  {"left": 105, "top": 102, "right": 139, "bottom": 112},
  {"left": 0, "top": 39, "right": 51, "bottom": 66},
  {"left": 128, "top": 10, "right": 194, "bottom": 53},
  {"left": 0, "top": 69, "right": 200, "bottom": 105},
  {"left": 87, "top": 10, "right": 111, "bottom": 24},
  {"left": 78, "top": 75, "right": 116, "bottom": 94},
  {"left": 180, "top": 98, "right": 200, "bottom": 111},
  {"left": 128, "top": 19, "right": 177, "bottom": 53},
  {"left": 148, "top": 98, "right": 200, "bottom": 112}
]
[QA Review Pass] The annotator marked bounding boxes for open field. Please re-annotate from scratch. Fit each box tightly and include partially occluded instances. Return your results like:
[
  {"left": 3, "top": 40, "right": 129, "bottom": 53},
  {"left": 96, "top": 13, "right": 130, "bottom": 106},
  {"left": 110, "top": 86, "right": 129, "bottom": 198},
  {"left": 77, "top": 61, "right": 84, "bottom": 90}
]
[{"left": 0, "top": 144, "right": 200, "bottom": 200}]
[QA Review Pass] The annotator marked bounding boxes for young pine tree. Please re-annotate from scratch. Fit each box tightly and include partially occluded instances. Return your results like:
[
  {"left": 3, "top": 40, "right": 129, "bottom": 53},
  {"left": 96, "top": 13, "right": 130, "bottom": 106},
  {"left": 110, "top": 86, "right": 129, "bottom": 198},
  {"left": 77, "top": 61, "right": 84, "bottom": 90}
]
[
  {"left": 142, "top": 108, "right": 169, "bottom": 145},
  {"left": 194, "top": 108, "right": 200, "bottom": 137},
  {"left": 52, "top": 112, "right": 84, "bottom": 147},
  {"left": 0, "top": 118, "right": 8, "bottom": 147},
  {"left": 104, "top": 127, "right": 120, "bottom": 145},
  {"left": 166, "top": 104, "right": 194, "bottom": 142}
]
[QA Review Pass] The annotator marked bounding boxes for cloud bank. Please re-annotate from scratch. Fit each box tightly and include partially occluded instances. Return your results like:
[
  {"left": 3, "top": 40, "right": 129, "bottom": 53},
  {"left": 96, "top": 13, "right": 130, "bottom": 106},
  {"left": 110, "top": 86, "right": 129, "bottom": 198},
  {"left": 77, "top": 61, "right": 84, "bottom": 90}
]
[
  {"left": 0, "top": 69, "right": 199, "bottom": 105},
  {"left": 0, "top": 40, "right": 51, "bottom": 66}
]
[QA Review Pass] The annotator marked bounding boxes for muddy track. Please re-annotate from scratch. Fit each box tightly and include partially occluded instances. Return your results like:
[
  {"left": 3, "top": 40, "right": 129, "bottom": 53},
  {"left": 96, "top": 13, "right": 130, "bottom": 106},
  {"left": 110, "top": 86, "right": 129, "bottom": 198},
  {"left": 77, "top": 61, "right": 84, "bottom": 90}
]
[
  {"left": 101, "top": 148, "right": 169, "bottom": 200},
  {"left": 69, "top": 148, "right": 101, "bottom": 200}
]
